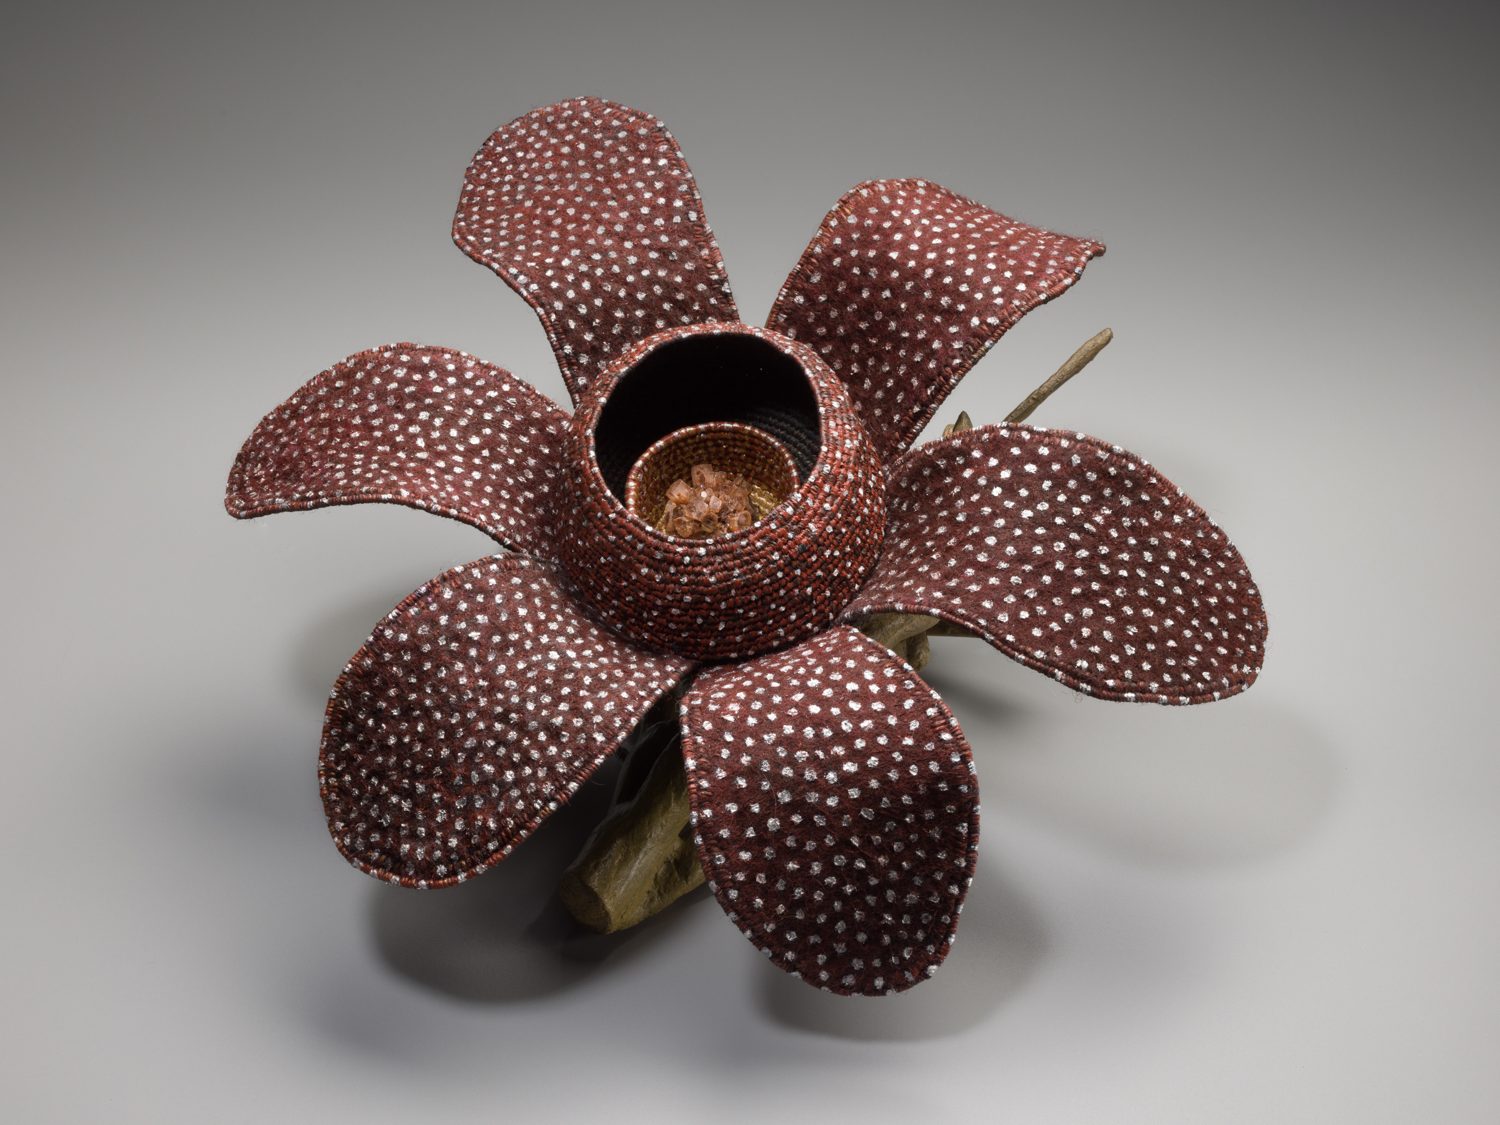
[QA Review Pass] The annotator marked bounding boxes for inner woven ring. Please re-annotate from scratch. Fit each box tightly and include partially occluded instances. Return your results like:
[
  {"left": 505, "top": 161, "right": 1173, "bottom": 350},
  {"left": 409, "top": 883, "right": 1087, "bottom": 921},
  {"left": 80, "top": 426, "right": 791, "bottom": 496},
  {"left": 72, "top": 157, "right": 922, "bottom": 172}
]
[
  {"left": 592, "top": 332, "right": 822, "bottom": 500},
  {"left": 624, "top": 422, "right": 800, "bottom": 532}
]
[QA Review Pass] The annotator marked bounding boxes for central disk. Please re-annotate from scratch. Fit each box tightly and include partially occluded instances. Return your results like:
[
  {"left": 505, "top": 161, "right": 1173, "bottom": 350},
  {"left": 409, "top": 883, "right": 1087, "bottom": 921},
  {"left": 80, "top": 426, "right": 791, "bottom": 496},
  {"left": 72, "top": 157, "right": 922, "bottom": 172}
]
[{"left": 553, "top": 323, "right": 886, "bottom": 661}]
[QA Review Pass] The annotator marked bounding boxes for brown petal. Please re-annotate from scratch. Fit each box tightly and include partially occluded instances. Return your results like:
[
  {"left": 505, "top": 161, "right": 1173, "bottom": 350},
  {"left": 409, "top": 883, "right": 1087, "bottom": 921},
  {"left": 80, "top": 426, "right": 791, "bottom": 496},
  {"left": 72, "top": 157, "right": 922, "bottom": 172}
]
[
  {"left": 768, "top": 179, "right": 1103, "bottom": 460},
  {"left": 320, "top": 555, "right": 692, "bottom": 886},
  {"left": 680, "top": 627, "right": 979, "bottom": 995},
  {"left": 226, "top": 343, "right": 566, "bottom": 558},
  {"left": 845, "top": 425, "right": 1267, "bottom": 704},
  {"left": 453, "top": 97, "right": 738, "bottom": 403}
]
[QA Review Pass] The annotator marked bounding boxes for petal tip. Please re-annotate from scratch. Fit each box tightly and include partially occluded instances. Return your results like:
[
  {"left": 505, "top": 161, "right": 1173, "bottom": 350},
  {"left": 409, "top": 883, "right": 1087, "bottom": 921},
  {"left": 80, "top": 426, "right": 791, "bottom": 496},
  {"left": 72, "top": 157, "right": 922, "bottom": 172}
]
[
  {"left": 681, "top": 627, "right": 980, "bottom": 995},
  {"left": 854, "top": 425, "right": 1269, "bottom": 708}
]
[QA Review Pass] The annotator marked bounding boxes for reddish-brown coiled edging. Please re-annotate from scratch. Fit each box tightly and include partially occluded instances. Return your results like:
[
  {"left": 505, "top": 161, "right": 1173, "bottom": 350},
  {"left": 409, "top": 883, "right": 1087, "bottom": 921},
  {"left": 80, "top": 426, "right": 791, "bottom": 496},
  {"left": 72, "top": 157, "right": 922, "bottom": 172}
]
[{"left": 554, "top": 322, "right": 886, "bottom": 661}]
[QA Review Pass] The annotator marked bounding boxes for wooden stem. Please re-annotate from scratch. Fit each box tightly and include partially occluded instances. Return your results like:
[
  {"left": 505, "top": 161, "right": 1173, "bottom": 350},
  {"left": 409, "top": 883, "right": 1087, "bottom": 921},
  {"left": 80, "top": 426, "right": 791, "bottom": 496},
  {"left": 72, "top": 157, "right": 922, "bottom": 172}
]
[
  {"left": 925, "top": 619, "right": 977, "bottom": 638},
  {"left": 1005, "top": 327, "right": 1113, "bottom": 424},
  {"left": 557, "top": 705, "right": 704, "bottom": 933},
  {"left": 858, "top": 610, "right": 940, "bottom": 649},
  {"left": 942, "top": 410, "right": 974, "bottom": 438}
]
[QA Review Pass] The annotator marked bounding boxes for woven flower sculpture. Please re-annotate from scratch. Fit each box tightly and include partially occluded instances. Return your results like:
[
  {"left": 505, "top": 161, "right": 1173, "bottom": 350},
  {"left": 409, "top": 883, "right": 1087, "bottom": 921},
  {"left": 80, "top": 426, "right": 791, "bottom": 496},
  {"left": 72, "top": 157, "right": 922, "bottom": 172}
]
[{"left": 227, "top": 97, "right": 1266, "bottom": 995}]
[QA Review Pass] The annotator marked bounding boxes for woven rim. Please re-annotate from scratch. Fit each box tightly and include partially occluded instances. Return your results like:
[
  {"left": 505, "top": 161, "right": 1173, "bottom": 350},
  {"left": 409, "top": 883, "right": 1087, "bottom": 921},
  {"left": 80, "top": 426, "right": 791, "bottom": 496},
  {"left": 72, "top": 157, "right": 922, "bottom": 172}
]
[
  {"left": 555, "top": 322, "right": 887, "bottom": 661},
  {"left": 573, "top": 326, "right": 837, "bottom": 549},
  {"left": 624, "top": 422, "right": 800, "bottom": 535}
]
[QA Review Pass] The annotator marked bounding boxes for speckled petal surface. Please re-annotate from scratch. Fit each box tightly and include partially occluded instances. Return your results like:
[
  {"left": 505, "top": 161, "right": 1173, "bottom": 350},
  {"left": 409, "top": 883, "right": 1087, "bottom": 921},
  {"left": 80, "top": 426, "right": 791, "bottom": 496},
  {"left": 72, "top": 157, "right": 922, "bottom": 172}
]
[
  {"left": 226, "top": 343, "right": 567, "bottom": 557},
  {"left": 680, "top": 626, "right": 979, "bottom": 995},
  {"left": 768, "top": 179, "right": 1104, "bottom": 460},
  {"left": 453, "top": 96, "right": 738, "bottom": 402},
  {"left": 320, "top": 554, "right": 692, "bottom": 887},
  {"left": 845, "top": 425, "right": 1267, "bottom": 704}
]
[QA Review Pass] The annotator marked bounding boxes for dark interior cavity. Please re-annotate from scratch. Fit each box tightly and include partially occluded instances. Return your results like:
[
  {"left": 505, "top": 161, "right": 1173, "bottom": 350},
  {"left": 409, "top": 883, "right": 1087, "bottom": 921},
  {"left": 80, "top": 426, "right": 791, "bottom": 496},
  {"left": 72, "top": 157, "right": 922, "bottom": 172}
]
[{"left": 594, "top": 334, "right": 822, "bottom": 499}]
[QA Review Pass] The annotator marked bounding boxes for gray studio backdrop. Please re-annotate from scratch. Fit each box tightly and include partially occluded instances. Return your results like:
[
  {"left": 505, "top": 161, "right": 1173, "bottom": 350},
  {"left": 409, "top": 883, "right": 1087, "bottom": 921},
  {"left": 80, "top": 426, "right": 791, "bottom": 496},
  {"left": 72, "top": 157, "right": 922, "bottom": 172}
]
[{"left": 3, "top": 2, "right": 1497, "bottom": 1122}]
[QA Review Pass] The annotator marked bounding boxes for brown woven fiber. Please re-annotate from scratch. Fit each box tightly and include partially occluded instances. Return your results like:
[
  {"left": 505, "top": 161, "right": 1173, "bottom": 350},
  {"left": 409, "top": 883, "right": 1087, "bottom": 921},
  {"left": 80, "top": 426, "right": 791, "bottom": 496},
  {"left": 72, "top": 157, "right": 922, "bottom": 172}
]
[
  {"left": 225, "top": 95, "right": 1271, "bottom": 998},
  {"left": 554, "top": 322, "right": 886, "bottom": 662},
  {"left": 452, "top": 97, "right": 739, "bottom": 402},
  {"left": 625, "top": 422, "right": 798, "bottom": 532},
  {"left": 768, "top": 178, "right": 1105, "bottom": 461}
]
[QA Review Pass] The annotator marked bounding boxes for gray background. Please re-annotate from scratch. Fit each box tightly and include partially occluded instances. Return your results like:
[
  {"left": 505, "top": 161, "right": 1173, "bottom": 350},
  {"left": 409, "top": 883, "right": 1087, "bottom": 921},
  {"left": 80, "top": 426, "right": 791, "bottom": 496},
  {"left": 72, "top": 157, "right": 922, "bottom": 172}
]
[{"left": 4, "top": 1, "right": 1497, "bottom": 1121}]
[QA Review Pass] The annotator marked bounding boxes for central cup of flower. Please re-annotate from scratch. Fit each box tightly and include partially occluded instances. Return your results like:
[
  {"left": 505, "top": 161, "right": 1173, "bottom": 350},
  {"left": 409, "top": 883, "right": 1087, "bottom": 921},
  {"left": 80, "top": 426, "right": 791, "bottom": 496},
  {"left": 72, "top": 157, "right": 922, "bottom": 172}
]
[
  {"left": 555, "top": 323, "right": 887, "bottom": 661},
  {"left": 625, "top": 422, "right": 800, "bottom": 539}
]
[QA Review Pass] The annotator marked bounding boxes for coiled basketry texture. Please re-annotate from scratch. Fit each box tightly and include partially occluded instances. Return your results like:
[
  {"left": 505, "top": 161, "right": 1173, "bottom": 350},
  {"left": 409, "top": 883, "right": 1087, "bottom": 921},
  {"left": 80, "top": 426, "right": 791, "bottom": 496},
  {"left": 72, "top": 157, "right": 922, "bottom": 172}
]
[{"left": 555, "top": 322, "right": 886, "bottom": 661}]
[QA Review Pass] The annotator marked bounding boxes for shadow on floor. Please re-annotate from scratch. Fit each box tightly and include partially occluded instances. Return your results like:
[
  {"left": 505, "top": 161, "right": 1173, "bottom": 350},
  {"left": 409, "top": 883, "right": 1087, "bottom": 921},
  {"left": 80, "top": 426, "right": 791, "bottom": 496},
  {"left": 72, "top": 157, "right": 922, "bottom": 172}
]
[
  {"left": 982, "top": 700, "right": 1339, "bottom": 869},
  {"left": 365, "top": 756, "right": 708, "bottom": 1003},
  {"left": 754, "top": 857, "right": 1047, "bottom": 1041}
]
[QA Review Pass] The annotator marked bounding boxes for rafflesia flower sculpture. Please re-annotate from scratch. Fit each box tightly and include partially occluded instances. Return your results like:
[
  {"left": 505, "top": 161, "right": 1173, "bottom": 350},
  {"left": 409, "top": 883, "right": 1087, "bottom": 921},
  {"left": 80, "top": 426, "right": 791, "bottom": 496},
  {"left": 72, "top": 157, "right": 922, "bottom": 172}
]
[{"left": 227, "top": 97, "right": 1267, "bottom": 995}]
